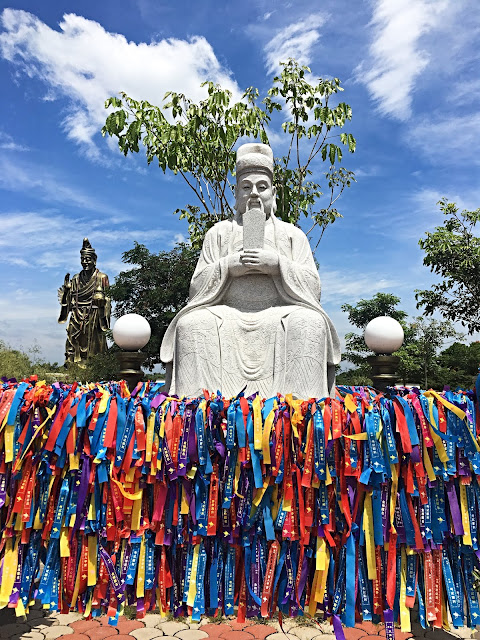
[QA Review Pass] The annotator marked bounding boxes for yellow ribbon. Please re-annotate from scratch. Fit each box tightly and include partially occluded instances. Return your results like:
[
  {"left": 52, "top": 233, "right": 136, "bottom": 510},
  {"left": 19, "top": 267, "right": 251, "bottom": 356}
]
[
  {"left": 0, "top": 537, "right": 18, "bottom": 607},
  {"left": 87, "top": 534, "right": 97, "bottom": 587},
  {"left": 363, "top": 492, "right": 376, "bottom": 580},
  {"left": 131, "top": 484, "right": 143, "bottom": 530},
  {"left": 460, "top": 484, "right": 472, "bottom": 546},
  {"left": 316, "top": 536, "right": 327, "bottom": 571},
  {"left": 253, "top": 395, "right": 262, "bottom": 450},
  {"left": 399, "top": 547, "right": 411, "bottom": 632},
  {"left": 14, "top": 406, "right": 57, "bottom": 471},
  {"left": 424, "top": 390, "right": 466, "bottom": 421},
  {"left": 262, "top": 402, "right": 277, "bottom": 465},
  {"left": 344, "top": 394, "right": 357, "bottom": 413},
  {"left": 110, "top": 476, "right": 143, "bottom": 501},
  {"left": 60, "top": 528, "right": 70, "bottom": 558},
  {"left": 146, "top": 411, "right": 155, "bottom": 463},
  {"left": 187, "top": 543, "right": 200, "bottom": 607},
  {"left": 389, "top": 463, "right": 398, "bottom": 532},
  {"left": 136, "top": 536, "right": 146, "bottom": 598}
]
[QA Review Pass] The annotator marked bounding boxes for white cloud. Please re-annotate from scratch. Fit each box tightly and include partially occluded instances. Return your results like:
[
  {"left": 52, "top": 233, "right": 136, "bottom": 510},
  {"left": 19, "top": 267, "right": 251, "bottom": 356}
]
[
  {"left": 0, "top": 287, "right": 66, "bottom": 364},
  {"left": 264, "top": 13, "right": 327, "bottom": 74},
  {"left": 448, "top": 78, "right": 480, "bottom": 106},
  {"left": 173, "top": 233, "right": 187, "bottom": 244},
  {"left": 407, "top": 112, "right": 480, "bottom": 164},
  {"left": 352, "top": 165, "right": 382, "bottom": 179},
  {"left": 411, "top": 187, "right": 480, "bottom": 219},
  {"left": 319, "top": 268, "right": 399, "bottom": 305},
  {"left": 0, "top": 154, "right": 120, "bottom": 214},
  {"left": 0, "top": 131, "right": 29, "bottom": 151},
  {"left": 0, "top": 9, "right": 241, "bottom": 158},
  {"left": 0, "top": 210, "right": 174, "bottom": 273},
  {"left": 356, "top": 0, "right": 450, "bottom": 120},
  {"left": 363, "top": 186, "right": 480, "bottom": 245}
]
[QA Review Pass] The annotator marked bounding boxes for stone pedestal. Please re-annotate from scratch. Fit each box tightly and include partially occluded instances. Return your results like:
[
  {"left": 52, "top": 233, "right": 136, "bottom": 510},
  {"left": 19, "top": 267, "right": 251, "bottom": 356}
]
[
  {"left": 367, "top": 354, "right": 400, "bottom": 391},
  {"left": 115, "top": 351, "right": 147, "bottom": 392}
]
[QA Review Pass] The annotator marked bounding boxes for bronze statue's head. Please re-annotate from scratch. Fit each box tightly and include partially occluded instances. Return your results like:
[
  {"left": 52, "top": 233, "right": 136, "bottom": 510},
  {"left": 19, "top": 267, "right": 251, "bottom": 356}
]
[
  {"left": 234, "top": 143, "right": 277, "bottom": 218},
  {"left": 80, "top": 237, "right": 97, "bottom": 272}
]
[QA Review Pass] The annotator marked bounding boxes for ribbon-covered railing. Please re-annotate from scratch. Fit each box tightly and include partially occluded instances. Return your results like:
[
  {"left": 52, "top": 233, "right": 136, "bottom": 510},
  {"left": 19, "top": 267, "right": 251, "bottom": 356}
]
[{"left": 1, "top": 379, "right": 480, "bottom": 635}]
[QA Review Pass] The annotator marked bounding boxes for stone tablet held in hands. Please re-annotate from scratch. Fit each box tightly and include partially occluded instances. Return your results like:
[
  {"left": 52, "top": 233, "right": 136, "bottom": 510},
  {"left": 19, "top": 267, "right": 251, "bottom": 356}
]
[{"left": 242, "top": 206, "right": 265, "bottom": 250}]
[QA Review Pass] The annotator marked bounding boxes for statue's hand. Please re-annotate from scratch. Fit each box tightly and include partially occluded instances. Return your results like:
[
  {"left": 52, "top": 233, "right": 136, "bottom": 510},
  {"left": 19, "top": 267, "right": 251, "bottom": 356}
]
[
  {"left": 228, "top": 252, "right": 251, "bottom": 277},
  {"left": 64, "top": 273, "right": 71, "bottom": 288},
  {"left": 240, "top": 249, "right": 279, "bottom": 274}
]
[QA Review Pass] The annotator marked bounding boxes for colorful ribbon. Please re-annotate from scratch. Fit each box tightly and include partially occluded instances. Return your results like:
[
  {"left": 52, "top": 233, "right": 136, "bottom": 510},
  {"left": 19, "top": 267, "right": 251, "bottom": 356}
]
[{"left": 0, "top": 377, "right": 479, "bottom": 634}]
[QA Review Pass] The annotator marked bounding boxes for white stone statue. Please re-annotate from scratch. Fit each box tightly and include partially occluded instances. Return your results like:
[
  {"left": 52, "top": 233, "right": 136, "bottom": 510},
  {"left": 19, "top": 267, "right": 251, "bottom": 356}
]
[{"left": 160, "top": 143, "right": 341, "bottom": 399}]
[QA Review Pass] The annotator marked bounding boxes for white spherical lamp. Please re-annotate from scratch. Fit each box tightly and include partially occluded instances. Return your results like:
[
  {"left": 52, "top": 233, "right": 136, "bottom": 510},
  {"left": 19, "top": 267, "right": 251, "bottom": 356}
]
[
  {"left": 364, "top": 316, "right": 404, "bottom": 354},
  {"left": 113, "top": 314, "right": 151, "bottom": 351}
]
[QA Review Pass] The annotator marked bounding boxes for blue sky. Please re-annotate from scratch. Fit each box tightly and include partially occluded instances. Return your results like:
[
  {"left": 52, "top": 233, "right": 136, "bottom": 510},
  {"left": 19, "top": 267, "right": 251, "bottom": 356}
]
[{"left": 0, "top": 0, "right": 479, "bottom": 365}]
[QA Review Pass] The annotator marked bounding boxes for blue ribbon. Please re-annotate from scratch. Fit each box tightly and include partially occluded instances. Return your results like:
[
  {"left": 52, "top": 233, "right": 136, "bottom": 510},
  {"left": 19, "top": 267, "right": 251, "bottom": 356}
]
[
  {"left": 313, "top": 408, "right": 326, "bottom": 481},
  {"left": 344, "top": 531, "right": 356, "bottom": 626},
  {"left": 226, "top": 402, "right": 236, "bottom": 450},
  {"left": 224, "top": 545, "right": 235, "bottom": 615},
  {"left": 442, "top": 547, "right": 463, "bottom": 627},
  {"left": 192, "top": 542, "right": 207, "bottom": 621}
]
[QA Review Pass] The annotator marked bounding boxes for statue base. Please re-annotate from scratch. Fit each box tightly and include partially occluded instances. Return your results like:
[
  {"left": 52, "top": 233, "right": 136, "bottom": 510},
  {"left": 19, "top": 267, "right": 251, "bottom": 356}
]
[
  {"left": 367, "top": 354, "right": 400, "bottom": 391},
  {"left": 115, "top": 351, "right": 147, "bottom": 392}
]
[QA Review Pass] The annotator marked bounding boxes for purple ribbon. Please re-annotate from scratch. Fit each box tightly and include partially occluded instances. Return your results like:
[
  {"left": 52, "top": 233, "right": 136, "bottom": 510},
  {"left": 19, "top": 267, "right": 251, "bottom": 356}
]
[
  {"left": 150, "top": 393, "right": 166, "bottom": 410},
  {"left": 323, "top": 611, "right": 346, "bottom": 640},
  {"left": 383, "top": 608, "right": 395, "bottom": 640},
  {"left": 70, "top": 457, "right": 90, "bottom": 541},
  {"left": 99, "top": 545, "right": 125, "bottom": 603},
  {"left": 446, "top": 481, "right": 464, "bottom": 536},
  {"left": 0, "top": 474, "right": 6, "bottom": 508}
]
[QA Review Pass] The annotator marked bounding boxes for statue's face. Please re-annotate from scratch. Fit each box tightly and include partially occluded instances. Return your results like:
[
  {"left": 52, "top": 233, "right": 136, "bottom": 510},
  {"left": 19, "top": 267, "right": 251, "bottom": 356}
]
[
  {"left": 235, "top": 172, "right": 276, "bottom": 217},
  {"left": 81, "top": 254, "right": 96, "bottom": 271}
]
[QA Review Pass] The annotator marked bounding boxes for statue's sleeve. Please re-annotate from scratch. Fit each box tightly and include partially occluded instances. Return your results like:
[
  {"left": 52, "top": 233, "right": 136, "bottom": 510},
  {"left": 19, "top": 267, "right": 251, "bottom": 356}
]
[
  {"left": 160, "top": 223, "right": 230, "bottom": 364},
  {"left": 58, "top": 278, "right": 72, "bottom": 323},
  {"left": 276, "top": 226, "right": 322, "bottom": 308},
  {"left": 276, "top": 225, "right": 341, "bottom": 365},
  {"left": 188, "top": 224, "right": 230, "bottom": 305},
  {"left": 101, "top": 273, "right": 111, "bottom": 330}
]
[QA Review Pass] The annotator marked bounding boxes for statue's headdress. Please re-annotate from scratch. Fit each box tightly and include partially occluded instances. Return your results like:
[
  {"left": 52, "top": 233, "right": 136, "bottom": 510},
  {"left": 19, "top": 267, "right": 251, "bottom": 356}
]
[
  {"left": 236, "top": 143, "right": 274, "bottom": 180},
  {"left": 80, "top": 238, "right": 97, "bottom": 260}
]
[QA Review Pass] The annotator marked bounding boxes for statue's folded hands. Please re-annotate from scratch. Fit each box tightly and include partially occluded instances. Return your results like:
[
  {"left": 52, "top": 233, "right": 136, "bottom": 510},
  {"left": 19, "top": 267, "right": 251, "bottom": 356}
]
[
  {"left": 228, "top": 249, "right": 280, "bottom": 276},
  {"left": 238, "top": 249, "right": 280, "bottom": 274}
]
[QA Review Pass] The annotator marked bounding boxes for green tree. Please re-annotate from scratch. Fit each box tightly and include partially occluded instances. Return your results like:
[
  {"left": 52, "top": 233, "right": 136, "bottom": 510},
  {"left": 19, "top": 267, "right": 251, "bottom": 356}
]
[
  {"left": 436, "top": 341, "right": 480, "bottom": 390},
  {"left": 108, "top": 242, "right": 199, "bottom": 369},
  {"left": 0, "top": 339, "right": 125, "bottom": 384},
  {"left": 407, "top": 317, "right": 461, "bottom": 389},
  {"left": 102, "top": 59, "right": 356, "bottom": 250},
  {"left": 0, "top": 340, "right": 33, "bottom": 380},
  {"left": 416, "top": 199, "right": 480, "bottom": 333}
]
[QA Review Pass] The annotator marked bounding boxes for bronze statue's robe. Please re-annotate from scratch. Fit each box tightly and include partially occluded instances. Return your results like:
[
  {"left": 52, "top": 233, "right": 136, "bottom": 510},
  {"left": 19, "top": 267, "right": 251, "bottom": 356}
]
[{"left": 59, "top": 269, "right": 110, "bottom": 364}]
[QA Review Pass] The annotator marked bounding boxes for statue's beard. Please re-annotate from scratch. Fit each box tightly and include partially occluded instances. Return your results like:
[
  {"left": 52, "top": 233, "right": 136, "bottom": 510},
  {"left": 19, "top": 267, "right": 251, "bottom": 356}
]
[
  {"left": 81, "top": 265, "right": 96, "bottom": 275},
  {"left": 234, "top": 203, "right": 273, "bottom": 218}
]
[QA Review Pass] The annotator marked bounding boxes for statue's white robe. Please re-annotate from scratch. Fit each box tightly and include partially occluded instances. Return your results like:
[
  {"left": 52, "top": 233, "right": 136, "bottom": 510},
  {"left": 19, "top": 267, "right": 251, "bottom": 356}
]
[{"left": 161, "top": 215, "right": 340, "bottom": 399}]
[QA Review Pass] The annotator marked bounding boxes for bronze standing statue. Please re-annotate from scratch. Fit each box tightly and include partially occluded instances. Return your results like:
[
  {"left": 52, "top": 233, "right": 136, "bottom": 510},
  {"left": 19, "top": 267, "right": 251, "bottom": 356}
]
[{"left": 58, "top": 238, "right": 111, "bottom": 366}]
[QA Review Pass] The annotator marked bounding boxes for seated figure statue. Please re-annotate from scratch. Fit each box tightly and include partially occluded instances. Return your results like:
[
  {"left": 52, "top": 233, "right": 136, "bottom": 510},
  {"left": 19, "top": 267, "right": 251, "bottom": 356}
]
[{"left": 161, "top": 143, "right": 340, "bottom": 399}]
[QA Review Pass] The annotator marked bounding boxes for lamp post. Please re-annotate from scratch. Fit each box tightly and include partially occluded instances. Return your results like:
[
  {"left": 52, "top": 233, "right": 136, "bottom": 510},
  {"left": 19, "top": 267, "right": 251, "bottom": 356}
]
[
  {"left": 364, "top": 316, "right": 404, "bottom": 392},
  {"left": 113, "top": 313, "right": 151, "bottom": 392}
]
